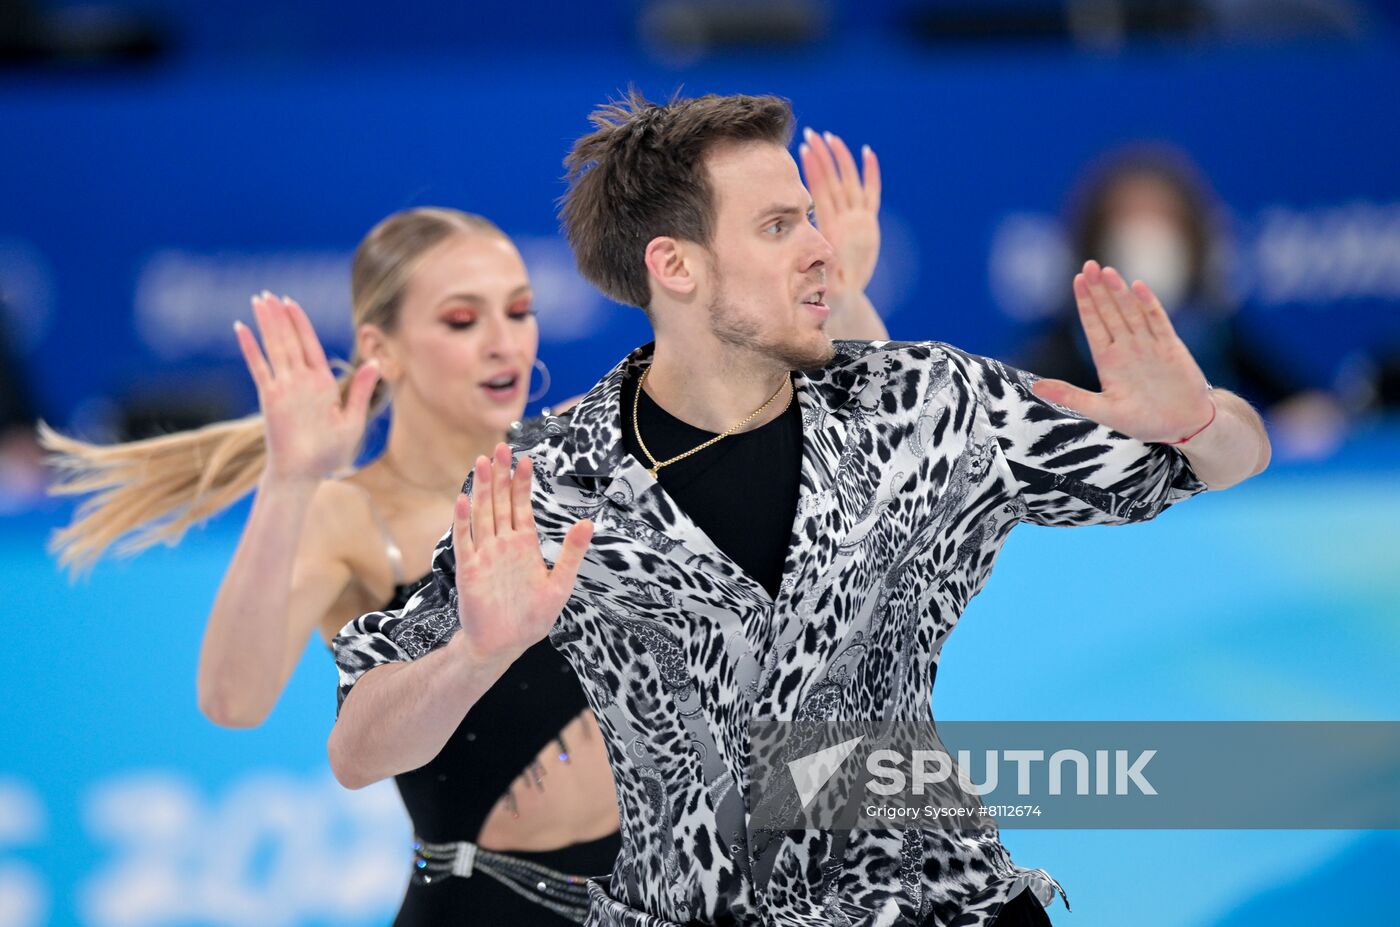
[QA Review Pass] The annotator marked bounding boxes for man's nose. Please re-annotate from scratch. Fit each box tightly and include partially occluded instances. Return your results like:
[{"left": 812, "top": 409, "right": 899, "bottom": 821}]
[{"left": 804, "top": 225, "right": 836, "bottom": 275}]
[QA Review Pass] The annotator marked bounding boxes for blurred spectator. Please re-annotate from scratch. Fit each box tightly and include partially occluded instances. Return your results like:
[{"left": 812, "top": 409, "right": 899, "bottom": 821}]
[{"left": 1018, "top": 145, "right": 1349, "bottom": 459}]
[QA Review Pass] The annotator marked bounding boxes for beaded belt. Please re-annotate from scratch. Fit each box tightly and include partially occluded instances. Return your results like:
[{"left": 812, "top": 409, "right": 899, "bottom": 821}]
[{"left": 412, "top": 837, "right": 592, "bottom": 923}]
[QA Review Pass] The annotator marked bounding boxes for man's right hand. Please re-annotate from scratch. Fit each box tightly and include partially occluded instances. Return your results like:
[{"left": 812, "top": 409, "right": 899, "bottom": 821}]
[
  {"left": 799, "top": 127, "right": 881, "bottom": 303},
  {"left": 451, "top": 443, "right": 593, "bottom": 666}
]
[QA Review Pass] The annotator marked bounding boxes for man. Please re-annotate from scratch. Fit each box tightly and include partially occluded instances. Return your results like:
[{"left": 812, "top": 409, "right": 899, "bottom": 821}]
[{"left": 330, "top": 92, "right": 1270, "bottom": 926}]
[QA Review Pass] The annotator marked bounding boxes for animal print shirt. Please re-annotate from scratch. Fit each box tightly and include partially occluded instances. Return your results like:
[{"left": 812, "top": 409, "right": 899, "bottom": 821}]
[{"left": 333, "top": 340, "right": 1207, "bottom": 927}]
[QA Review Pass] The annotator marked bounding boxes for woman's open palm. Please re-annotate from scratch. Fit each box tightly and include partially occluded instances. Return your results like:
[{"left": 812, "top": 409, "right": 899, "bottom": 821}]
[{"left": 235, "top": 293, "right": 381, "bottom": 483}]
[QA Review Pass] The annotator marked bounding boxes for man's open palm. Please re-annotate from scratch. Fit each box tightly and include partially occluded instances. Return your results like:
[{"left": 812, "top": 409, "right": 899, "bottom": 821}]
[
  {"left": 1031, "top": 261, "right": 1215, "bottom": 445},
  {"left": 452, "top": 444, "right": 593, "bottom": 664}
]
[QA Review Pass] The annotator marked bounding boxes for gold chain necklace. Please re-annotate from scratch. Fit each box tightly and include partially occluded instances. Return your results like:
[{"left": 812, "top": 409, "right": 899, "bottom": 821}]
[{"left": 632, "top": 364, "right": 793, "bottom": 480}]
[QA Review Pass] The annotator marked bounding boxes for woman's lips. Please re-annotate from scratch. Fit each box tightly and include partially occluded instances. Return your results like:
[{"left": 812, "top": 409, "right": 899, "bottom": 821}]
[{"left": 480, "top": 376, "right": 523, "bottom": 401}]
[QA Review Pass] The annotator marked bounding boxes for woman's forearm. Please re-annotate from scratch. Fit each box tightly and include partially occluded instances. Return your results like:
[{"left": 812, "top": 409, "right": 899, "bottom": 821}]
[{"left": 196, "top": 474, "right": 324, "bottom": 727}]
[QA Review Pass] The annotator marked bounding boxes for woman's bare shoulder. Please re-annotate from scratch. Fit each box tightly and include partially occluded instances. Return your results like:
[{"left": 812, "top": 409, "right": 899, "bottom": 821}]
[{"left": 300, "top": 477, "right": 381, "bottom": 565}]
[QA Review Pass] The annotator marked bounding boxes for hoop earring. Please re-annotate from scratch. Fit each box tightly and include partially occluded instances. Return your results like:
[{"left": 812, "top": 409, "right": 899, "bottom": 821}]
[{"left": 528, "top": 357, "right": 551, "bottom": 403}]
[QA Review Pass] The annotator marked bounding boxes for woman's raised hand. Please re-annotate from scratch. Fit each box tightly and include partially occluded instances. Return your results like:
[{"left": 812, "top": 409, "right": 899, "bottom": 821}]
[
  {"left": 451, "top": 444, "right": 593, "bottom": 666},
  {"left": 235, "top": 292, "right": 381, "bottom": 485}
]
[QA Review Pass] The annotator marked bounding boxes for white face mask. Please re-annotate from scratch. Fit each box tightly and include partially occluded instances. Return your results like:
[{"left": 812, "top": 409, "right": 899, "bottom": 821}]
[{"left": 1101, "top": 217, "right": 1193, "bottom": 313}]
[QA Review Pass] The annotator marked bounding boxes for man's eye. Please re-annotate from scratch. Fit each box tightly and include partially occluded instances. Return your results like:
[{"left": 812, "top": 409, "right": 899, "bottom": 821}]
[{"left": 765, "top": 220, "right": 786, "bottom": 235}]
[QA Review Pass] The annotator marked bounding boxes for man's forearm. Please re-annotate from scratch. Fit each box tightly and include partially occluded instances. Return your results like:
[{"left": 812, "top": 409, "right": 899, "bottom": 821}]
[
  {"left": 1176, "top": 389, "right": 1271, "bottom": 490},
  {"left": 327, "top": 632, "right": 515, "bottom": 789}
]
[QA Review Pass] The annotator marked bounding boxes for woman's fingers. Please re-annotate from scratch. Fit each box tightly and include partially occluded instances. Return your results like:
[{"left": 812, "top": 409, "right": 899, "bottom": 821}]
[
  {"left": 256, "top": 292, "right": 302, "bottom": 376},
  {"left": 803, "top": 127, "right": 848, "bottom": 210},
  {"left": 343, "top": 359, "right": 381, "bottom": 423},
  {"left": 234, "top": 318, "right": 272, "bottom": 391},
  {"left": 284, "top": 296, "right": 330, "bottom": 371}
]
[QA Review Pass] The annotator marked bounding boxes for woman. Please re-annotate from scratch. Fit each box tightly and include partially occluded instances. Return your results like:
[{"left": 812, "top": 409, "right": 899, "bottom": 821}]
[
  {"left": 43, "top": 130, "right": 888, "bottom": 926},
  {"left": 47, "top": 207, "right": 623, "bottom": 924}
]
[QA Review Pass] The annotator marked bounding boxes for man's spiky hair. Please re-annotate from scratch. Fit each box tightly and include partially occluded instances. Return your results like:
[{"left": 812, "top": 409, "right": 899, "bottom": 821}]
[{"left": 560, "top": 89, "right": 794, "bottom": 309}]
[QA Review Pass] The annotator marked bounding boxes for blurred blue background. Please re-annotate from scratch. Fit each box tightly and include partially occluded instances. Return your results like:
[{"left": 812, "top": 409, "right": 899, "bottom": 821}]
[{"left": 2, "top": 1, "right": 1398, "bottom": 925}]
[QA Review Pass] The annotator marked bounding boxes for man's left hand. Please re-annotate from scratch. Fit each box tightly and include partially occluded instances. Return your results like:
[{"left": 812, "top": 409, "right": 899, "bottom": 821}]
[{"left": 1031, "top": 260, "right": 1216, "bottom": 445}]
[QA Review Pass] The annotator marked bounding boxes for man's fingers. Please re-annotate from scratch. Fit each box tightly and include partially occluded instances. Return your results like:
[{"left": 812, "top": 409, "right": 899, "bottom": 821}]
[
  {"left": 1072, "top": 274, "right": 1113, "bottom": 366},
  {"left": 491, "top": 443, "right": 512, "bottom": 535},
  {"left": 284, "top": 296, "right": 331, "bottom": 370},
  {"left": 1132, "top": 280, "right": 1176, "bottom": 341},
  {"left": 344, "top": 359, "right": 381, "bottom": 422},
  {"left": 1031, "top": 378, "right": 1108, "bottom": 422},
  {"left": 510, "top": 454, "right": 537, "bottom": 535},
  {"left": 234, "top": 318, "right": 272, "bottom": 391},
  {"left": 549, "top": 519, "right": 595, "bottom": 598},
  {"left": 862, "top": 145, "right": 881, "bottom": 212},
  {"left": 800, "top": 135, "right": 840, "bottom": 224},
  {"left": 824, "top": 132, "right": 863, "bottom": 207},
  {"left": 470, "top": 455, "right": 492, "bottom": 544},
  {"left": 1082, "top": 261, "right": 1129, "bottom": 341},
  {"left": 799, "top": 142, "right": 831, "bottom": 216},
  {"left": 453, "top": 492, "right": 474, "bottom": 555},
  {"left": 1102, "top": 267, "right": 1149, "bottom": 339}
]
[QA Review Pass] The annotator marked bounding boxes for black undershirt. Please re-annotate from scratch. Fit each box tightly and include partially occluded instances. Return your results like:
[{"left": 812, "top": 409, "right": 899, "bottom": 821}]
[{"left": 620, "top": 370, "right": 802, "bottom": 600}]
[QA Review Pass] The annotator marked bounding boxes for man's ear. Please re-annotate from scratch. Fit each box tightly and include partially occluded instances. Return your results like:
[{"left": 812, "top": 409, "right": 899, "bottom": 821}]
[
  {"left": 356, "top": 323, "right": 401, "bottom": 383},
  {"left": 644, "top": 236, "right": 698, "bottom": 298}
]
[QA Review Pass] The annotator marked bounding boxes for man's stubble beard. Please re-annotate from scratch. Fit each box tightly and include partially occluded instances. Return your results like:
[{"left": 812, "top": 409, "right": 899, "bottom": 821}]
[{"left": 705, "top": 271, "right": 834, "bottom": 371}]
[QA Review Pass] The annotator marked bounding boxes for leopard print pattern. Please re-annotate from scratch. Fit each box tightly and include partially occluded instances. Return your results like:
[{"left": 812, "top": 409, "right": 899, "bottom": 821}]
[{"left": 334, "top": 340, "right": 1205, "bottom": 925}]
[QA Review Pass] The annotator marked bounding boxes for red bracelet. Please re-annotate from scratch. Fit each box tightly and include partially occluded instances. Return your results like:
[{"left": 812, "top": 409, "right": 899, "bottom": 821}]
[{"left": 1167, "top": 394, "right": 1217, "bottom": 445}]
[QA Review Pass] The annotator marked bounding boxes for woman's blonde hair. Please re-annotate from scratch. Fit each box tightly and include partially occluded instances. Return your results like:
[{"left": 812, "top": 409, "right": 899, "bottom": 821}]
[{"left": 43, "top": 207, "right": 506, "bottom": 572}]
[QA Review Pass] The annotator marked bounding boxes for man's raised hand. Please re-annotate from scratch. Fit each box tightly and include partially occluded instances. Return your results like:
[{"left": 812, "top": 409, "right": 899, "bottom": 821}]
[
  {"left": 1031, "top": 261, "right": 1216, "bottom": 445},
  {"left": 799, "top": 127, "right": 881, "bottom": 303},
  {"left": 451, "top": 443, "right": 593, "bottom": 666}
]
